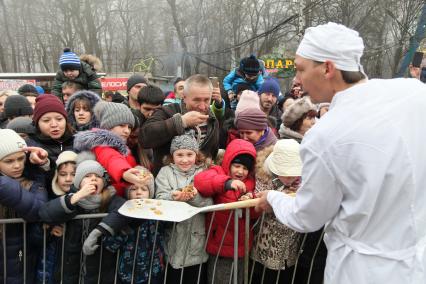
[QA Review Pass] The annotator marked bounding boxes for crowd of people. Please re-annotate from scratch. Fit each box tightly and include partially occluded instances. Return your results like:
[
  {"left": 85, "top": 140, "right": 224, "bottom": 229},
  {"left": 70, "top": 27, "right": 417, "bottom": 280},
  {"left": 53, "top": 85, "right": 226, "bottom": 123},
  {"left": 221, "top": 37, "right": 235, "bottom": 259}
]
[{"left": 0, "top": 21, "right": 425, "bottom": 284}]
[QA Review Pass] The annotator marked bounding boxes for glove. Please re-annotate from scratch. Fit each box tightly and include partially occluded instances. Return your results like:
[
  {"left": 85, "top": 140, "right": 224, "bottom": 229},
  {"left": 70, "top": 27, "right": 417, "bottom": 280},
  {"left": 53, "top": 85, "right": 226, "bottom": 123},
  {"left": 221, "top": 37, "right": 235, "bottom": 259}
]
[{"left": 83, "top": 228, "right": 103, "bottom": 255}]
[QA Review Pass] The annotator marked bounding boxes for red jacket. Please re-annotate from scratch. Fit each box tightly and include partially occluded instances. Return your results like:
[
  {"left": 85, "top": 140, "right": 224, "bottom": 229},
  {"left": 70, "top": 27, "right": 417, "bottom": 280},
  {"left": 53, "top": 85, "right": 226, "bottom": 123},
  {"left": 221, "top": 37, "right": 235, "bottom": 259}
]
[
  {"left": 194, "top": 139, "right": 257, "bottom": 257},
  {"left": 93, "top": 146, "right": 137, "bottom": 197}
]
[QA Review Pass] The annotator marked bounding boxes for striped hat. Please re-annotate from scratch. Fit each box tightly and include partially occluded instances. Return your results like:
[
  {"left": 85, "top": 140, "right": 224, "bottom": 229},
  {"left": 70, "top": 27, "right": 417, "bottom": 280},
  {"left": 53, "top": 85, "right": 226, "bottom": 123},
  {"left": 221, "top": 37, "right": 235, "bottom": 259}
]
[{"left": 59, "top": 48, "right": 81, "bottom": 71}]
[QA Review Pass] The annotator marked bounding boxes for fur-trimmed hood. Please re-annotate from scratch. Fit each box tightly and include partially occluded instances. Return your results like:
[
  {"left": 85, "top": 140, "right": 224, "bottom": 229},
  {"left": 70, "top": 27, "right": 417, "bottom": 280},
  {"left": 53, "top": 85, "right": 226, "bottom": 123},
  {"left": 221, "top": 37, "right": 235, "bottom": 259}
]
[
  {"left": 80, "top": 54, "right": 103, "bottom": 72},
  {"left": 65, "top": 90, "right": 101, "bottom": 131},
  {"left": 278, "top": 125, "right": 303, "bottom": 143},
  {"left": 73, "top": 128, "right": 128, "bottom": 155},
  {"left": 255, "top": 145, "right": 274, "bottom": 183}
]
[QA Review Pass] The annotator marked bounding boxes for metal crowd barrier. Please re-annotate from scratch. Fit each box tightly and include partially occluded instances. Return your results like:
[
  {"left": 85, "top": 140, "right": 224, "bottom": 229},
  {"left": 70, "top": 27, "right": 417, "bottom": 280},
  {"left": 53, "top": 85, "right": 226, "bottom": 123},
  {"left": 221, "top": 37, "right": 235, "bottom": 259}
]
[{"left": 0, "top": 208, "right": 324, "bottom": 284}]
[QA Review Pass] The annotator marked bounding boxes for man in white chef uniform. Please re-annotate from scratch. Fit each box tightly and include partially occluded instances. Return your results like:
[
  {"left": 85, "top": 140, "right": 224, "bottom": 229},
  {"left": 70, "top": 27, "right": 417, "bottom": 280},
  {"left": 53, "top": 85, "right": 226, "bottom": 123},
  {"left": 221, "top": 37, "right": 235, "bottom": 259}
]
[{"left": 256, "top": 22, "right": 426, "bottom": 283}]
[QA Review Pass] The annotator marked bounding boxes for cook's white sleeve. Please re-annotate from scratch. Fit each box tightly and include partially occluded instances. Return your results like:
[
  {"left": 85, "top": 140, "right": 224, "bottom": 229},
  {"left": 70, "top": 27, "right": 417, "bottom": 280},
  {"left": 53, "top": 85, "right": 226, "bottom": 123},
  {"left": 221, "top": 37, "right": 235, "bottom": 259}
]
[{"left": 267, "top": 145, "right": 343, "bottom": 233}]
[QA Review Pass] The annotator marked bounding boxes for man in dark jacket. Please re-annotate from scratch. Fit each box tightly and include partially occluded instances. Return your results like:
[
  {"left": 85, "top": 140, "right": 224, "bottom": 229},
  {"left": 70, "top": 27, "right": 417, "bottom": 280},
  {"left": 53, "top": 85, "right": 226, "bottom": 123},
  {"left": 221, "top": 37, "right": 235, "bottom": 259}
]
[{"left": 140, "top": 74, "right": 219, "bottom": 175}]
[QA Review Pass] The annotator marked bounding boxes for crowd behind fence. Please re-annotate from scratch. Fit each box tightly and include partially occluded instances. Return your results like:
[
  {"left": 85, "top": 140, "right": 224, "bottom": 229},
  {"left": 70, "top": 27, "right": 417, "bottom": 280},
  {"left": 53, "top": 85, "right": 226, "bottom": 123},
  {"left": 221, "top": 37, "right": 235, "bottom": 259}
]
[{"left": 0, "top": 208, "right": 325, "bottom": 284}]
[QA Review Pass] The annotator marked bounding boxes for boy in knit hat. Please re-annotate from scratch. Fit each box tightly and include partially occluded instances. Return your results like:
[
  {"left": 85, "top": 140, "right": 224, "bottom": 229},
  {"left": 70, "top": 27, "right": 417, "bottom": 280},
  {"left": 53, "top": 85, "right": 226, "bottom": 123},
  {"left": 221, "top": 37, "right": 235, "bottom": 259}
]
[
  {"left": 73, "top": 101, "right": 150, "bottom": 196},
  {"left": 39, "top": 158, "right": 127, "bottom": 283},
  {"left": 52, "top": 48, "right": 102, "bottom": 102},
  {"left": 223, "top": 55, "right": 264, "bottom": 99},
  {"left": 0, "top": 129, "right": 47, "bottom": 283},
  {"left": 194, "top": 138, "right": 258, "bottom": 284}
]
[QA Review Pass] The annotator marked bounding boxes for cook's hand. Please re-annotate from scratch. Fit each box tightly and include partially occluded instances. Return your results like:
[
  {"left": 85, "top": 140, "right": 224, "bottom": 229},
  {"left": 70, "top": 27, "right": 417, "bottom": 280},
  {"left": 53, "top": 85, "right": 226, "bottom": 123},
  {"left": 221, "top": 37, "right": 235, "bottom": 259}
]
[{"left": 255, "top": 191, "right": 273, "bottom": 213}]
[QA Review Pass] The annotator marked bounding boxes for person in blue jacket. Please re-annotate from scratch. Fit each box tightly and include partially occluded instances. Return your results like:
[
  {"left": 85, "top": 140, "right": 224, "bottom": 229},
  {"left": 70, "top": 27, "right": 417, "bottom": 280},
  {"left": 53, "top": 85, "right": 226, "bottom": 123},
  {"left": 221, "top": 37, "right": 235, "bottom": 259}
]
[
  {"left": 223, "top": 55, "right": 264, "bottom": 104},
  {"left": 0, "top": 129, "right": 48, "bottom": 284}
]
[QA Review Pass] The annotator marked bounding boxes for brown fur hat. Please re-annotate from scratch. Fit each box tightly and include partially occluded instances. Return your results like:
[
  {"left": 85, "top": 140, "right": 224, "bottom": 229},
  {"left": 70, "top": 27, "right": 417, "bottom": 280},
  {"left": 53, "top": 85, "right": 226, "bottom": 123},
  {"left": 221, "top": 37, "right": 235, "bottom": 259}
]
[{"left": 282, "top": 96, "right": 316, "bottom": 128}]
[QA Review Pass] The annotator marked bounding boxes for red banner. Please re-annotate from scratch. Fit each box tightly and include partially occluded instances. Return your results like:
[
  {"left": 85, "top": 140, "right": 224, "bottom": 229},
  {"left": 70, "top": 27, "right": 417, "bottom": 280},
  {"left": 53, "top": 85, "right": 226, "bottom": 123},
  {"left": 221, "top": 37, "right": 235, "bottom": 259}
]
[
  {"left": 100, "top": 78, "right": 128, "bottom": 91},
  {"left": 0, "top": 80, "right": 36, "bottom": 91}
]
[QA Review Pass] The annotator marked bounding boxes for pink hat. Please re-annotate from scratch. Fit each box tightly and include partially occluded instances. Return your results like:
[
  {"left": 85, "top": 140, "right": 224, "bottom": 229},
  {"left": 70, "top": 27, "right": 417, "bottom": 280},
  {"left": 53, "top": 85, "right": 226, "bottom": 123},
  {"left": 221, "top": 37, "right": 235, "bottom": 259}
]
[{"left": 235, "top": 90, "right": 259, "bottom": 116}]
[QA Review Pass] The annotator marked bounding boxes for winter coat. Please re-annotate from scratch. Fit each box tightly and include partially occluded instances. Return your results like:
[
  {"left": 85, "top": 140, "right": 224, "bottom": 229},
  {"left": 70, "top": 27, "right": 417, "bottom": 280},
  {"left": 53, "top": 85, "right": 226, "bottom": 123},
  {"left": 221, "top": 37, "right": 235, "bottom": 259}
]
[
  {"left": 140, "top": 102, "right": 220, "bottom": 175},
  {"left": 194, "top": 139, "right": 257, "bottom": 257},
  {"left": 223, "top": 69, "right": 264, "bottom": 94},
  {"left": 26, "top": 129, "right": 74, "bottom": 197},
  {"left": 277, "top": 129, "right": 327, "bottom": 275},
  {"left": 278, "top": 125, "right": 303, "bottom": 143},
  {"left": 52, "top": 61, "right": 102, "bottom": 101},
  {"left": 104, "top": 220, "right": 165, "bottom": 284},
  {"left": 65, "top": 90, "right": 101, "bottom": 131},
  {"left": 253, "top": 127, "right": 277, "bottom": 151},
  {"left": 0, "top": 175, "right": 47, "bottom": 284},
  {"left": 155, "top": 164, "right": 213, "bottom": 269},
  {"left": 74, "top": 129, "right": 137, "bottom": 197},
  {"left": 38, "top": 187, "right": 127, "bottom": 284},
  {"left": 250, "top": 146, "right": 302, "bottom": 270}
]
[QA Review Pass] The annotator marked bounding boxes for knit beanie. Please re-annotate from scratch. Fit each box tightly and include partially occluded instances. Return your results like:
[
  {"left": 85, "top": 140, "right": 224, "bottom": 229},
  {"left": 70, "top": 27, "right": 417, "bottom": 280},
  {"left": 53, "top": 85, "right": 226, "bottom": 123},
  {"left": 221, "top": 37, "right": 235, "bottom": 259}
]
[
  {"left": 73, "top": 160, "right": 105, "bottom": 188},
  {"left": 59, "top": 48, "right": 81, "bottom": 71},
  {"left": 232, "top": 153, "right": 255, "bottom": 171},
  {"left": 235, "top": 108, "right": 268, "bottom": 131},
  {"left": 170, "top": 131, "right": 199, "bottom": 154},
  {"left": 17, "top": 84, "right": 38, "bottom": 96},
  {"left": 94, "top": 101, "right": 135, "bottom": 129},
  {"left": 52, "top": 151, "right": 77, "bottom": 196},
  {"left": 258, "top": 78, "right": 280, "bottom": 98},
  {"left": 35, "top": 86, "right": 45, "bottom": 95},
  {"left": 33, "top": 94, "right": 67, "bottom": 125},
  {"left": 239, "top": 55, "right": 260, "bottom": 75},
  {"left": 4, "top": 95, "right": 33, "bottom": 119},
  {"left": 282, "top": 96, "right": 316, "bottom": 128},
  {"left": 235, "top": 90, "right": 260, "bottom": 116},
  {"left": 124, "top": 166, "right": 155, "bottom": 199},
  {"left": 6, "top": 117, "right": 36, "bottom": 135},
  {"left": 0, "top": 129, "right": 27, "bottom": 161},
  {"left": 127, "top": 74, "right": 147, "bottom": 92},
  {"left": 235, "top": 83, "right": 252, "bottom": 95}
]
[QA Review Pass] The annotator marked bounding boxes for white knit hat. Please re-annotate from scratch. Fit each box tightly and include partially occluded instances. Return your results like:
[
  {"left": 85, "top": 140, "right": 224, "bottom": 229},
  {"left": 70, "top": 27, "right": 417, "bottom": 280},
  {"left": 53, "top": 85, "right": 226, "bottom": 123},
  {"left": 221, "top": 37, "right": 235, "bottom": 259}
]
[
  {"left": 52, "top": 151, "right": 78, "bottom": 196},
  {"left": 0, "top": 129, "right": 27, "bottom": 161},
  {"left": 265, "top": 139, "right": 302, "bottom": 176}
]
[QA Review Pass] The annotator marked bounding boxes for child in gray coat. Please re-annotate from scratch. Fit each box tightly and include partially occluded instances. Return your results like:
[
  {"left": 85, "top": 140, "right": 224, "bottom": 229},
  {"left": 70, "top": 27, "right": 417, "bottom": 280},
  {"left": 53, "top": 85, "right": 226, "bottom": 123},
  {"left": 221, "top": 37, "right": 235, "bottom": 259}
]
[{"left": 155, "top": 131, "right": 212, "bottom": 284}]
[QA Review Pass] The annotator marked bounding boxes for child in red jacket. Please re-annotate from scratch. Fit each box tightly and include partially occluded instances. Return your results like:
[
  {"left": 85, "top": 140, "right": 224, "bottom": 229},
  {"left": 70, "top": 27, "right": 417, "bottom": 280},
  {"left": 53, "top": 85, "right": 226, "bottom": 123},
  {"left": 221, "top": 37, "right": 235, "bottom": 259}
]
[
  {"left": 194, "top": 138, "right": 257, "bottom": 283},
  {"left": 73, "top": 101, "right": 149, "bottom": 196}
]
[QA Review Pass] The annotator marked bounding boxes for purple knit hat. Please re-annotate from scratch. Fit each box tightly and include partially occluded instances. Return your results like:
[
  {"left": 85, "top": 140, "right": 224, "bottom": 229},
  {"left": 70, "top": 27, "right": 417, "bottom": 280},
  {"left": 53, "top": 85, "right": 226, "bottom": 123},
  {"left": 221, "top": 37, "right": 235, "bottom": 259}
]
[{"left": 235, "top": 108, "right": 268, "bottom": 130}]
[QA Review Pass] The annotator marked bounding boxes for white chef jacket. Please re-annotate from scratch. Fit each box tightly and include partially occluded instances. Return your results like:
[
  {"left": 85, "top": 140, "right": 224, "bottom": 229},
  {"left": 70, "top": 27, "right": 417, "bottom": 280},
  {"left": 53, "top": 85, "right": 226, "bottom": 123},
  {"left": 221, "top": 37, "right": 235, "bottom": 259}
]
[{"left": 268, "top": 78, "right": 426, "bottom": 283}]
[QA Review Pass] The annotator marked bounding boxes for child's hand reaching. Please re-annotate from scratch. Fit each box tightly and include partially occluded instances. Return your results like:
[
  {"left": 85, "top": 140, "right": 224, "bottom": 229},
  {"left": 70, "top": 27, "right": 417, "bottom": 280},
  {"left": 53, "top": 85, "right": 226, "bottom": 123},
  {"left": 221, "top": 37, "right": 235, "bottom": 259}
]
[
  {"left": 230, "top": 180, "right": 246, "bottom": 194},
  {"left": 70, "top": 182, "right": 97, "bottom": 205},
  {"left": 51, "top": 225, "right": 64, "bottom": 237},
  {"left": 238, "top": 192, "right": 253, "bottom": 201},
  {"left": 123, "top": 168, "right": 151, "bottom": 188}
]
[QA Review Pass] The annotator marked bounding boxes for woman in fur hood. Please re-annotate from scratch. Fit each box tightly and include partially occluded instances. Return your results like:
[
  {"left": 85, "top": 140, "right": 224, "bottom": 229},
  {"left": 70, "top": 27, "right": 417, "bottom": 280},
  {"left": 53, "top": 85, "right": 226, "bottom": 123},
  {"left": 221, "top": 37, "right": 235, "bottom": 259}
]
[{"left": 65, "top": 90, "right": 101, "bottom": 132}]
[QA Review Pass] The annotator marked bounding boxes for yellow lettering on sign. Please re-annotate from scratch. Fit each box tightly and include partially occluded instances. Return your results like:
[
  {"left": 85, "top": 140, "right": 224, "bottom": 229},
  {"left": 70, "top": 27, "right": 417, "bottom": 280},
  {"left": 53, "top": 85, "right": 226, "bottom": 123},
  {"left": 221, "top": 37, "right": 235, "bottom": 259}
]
[
  {"left": 276, "top": 60, "right": 283, "bottom": 69},
  {"left": 285, "top": 60, "right": 293, "bottom": 67},
  {"left": 265, "top": 59, "right": 275, "bottom": 69}
]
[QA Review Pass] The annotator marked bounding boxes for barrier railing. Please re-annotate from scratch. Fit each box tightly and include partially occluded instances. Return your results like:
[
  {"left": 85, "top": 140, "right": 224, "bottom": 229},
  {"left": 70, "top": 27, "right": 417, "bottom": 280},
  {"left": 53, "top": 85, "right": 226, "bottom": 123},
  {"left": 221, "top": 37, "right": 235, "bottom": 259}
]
[{"left": 0, "top": 208, "right": 325, "bottom": 284}]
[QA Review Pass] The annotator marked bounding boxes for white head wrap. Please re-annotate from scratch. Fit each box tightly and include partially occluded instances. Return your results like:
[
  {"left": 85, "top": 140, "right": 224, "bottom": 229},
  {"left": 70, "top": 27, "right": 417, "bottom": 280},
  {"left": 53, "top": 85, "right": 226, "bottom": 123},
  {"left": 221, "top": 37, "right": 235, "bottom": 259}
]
[{"left": 296, "top": 22, "right": 365, "bottom": 73}]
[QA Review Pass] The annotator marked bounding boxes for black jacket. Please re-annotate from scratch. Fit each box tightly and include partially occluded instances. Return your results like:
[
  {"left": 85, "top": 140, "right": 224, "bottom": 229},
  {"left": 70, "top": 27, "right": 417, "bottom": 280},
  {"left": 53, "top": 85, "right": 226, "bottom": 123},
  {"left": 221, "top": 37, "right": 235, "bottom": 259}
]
[{"left": 140, "top": 103, "right": 219, "bottom": 175}]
